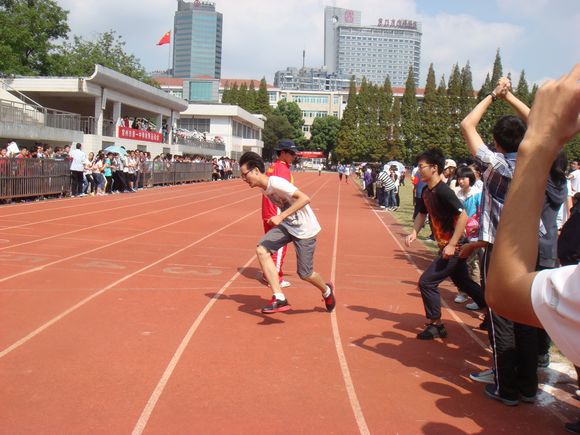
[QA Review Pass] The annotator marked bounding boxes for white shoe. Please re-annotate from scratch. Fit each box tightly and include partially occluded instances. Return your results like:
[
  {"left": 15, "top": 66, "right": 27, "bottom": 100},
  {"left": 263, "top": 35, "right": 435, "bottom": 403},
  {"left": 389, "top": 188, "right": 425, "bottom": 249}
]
[
  {"left": 454, "top": 294, "right": 469, "bottom": 304},
  {"left": 466, "top": 302, "right": 480, "bottom": 310},
  {"left": 280, "top": 280, "right": 291, "bottom": 288}
]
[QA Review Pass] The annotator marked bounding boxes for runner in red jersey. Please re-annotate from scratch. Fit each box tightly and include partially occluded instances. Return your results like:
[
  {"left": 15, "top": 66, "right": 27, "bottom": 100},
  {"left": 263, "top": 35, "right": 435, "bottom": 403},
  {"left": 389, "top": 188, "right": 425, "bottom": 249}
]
[{"left": 261, "top": 139, "right": 296, "bottom": 288}]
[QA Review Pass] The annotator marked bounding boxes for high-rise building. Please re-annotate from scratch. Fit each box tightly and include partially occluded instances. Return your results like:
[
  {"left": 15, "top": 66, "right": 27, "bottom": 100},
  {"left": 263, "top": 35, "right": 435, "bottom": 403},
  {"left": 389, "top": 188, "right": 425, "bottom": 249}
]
[
  {"left": 324, "top": 6, "right": 421, "bottom": 87},
  {"left": 273, "top": 67, "right": 353, "bottom": 92},
  {"left": 173, "top": 0, "right": 223, "bottom": 79}
]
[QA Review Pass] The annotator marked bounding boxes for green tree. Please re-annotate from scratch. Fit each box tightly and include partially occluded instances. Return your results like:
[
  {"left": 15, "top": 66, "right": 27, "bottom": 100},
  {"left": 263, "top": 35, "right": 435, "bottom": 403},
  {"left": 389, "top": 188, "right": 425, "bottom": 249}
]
[
  {"left": 51, "top": 31, "right": 157, "bottom": 86},
  {"left": 514, "top": 70, "right": 531, "bottom": 107},
  {"left": 274, "top": 100, "right": 304, "bottom": 141},
  {"left": 0, "top": 0, "right": 69, "bottom": 75},
  {"left": 309, "top": 115, "right": 341, "bottom": 155},
  {"left": 390, "top": 97, "right": 402, "bottom": 160},
  {"left": 335, "top": 76, "right": 361, "bottom": 162},
  {"left": 237, "top": 83, "right": 249, "bottom": 110},
  {"left": 400, "top": 66, "right": 419, "bottom": 163},
  {"left": 261, "top": 114, "right": 295, "bottom": 161},
  {"left": 435, "top": 76, "right": 452, "bottom": 157},
  {"left": 418, "top": 64, "right": 438, "bottom": 153},
  {"left": 247, "top": 80, "right": 257, "bottom": 113},
  {"left": 460, "top": 61, "right": 475, "bottom": 119},
  {"left": 447, "top": 63, "right": 464, "bottom": 158},
  {"left": 255, "top": 77, "right": 271, "bottom": 115}
]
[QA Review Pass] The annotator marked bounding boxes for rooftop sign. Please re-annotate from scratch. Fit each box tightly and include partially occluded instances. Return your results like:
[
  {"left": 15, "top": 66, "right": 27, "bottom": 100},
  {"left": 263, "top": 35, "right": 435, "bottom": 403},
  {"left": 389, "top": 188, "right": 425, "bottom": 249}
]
[{"left": 377, "top": 18, "right": 417, "bottom": 30}]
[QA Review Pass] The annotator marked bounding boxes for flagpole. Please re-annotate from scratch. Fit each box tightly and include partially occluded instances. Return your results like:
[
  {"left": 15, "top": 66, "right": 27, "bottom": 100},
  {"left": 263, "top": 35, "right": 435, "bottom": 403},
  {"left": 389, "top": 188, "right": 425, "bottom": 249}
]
[{"left": 167, "top": 31, "right": 171, "bottom": 74}]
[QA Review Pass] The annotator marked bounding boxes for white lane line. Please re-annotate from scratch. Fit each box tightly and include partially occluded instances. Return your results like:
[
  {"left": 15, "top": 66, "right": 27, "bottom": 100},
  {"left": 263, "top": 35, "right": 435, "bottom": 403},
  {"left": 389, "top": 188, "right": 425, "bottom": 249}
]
[
  {"left": 0, "top": 209, "right": 259, "bottom": 360},
  {"left": 131, "top": 255, "right": 257, "bottom": 435},
  {"left": 330, "top": 182, "right": 371, "bottom": 435},
  {"left": 0, "top": 183, "right": 240, "bottom": 231},
  {"left": 0, "top": 188, "right": 243, "bottom": 253},
  {"left": 0, "top": 192, "right": 257, "bottom": 284}
]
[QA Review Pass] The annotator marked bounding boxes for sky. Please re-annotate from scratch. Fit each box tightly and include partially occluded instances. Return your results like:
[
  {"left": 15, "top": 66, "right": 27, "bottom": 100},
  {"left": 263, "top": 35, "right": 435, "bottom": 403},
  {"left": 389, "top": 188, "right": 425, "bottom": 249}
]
[{"left": 56, "top": 0, "right": 579, "bottom": 89}]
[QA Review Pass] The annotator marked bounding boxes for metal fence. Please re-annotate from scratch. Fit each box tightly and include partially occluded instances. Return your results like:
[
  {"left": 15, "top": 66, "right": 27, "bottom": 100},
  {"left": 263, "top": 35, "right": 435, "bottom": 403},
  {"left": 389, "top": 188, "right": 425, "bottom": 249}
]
[
  {"left": 0, "top": 158, "right": 72, "bottom": 200},
  {"left": 0, "top": 159, "right": 238, "bottom": 201}
]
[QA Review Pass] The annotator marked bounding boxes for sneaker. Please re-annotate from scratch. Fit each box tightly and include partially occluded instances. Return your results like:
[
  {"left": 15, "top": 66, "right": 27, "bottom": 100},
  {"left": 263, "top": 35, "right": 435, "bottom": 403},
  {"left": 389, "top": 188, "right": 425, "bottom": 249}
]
[
  {"left": 280, "top": 280, "right": 291, "bottom": 288},
  {"left": 520, "top": 393, "right": 536, "bottom": 404},
  {"left": 469, "top": 368, "right": 495, "bottom": 384},
  {"left": 565, "top": 420, "right": 580, "bottom": 434},
  {"left": 454, "top": 294, "right": 469, "bottom": 304},
  {"left": 537, "top": 353, "right": 550, "bottom": 368},
  {"left": 466, "top": 302, "right": 480, "bottom": 310},
  {"left": 416, "top": 323, "right": 447, "bottom": 340},
  {"left": 484, "top": 384, "right": 519, "bottom": 406},
  {"left": 261, "top": 297, "right": 291, "bottom": 314},
  {"left": 324, "top": 282, "right": 336, "bottom": 312}
]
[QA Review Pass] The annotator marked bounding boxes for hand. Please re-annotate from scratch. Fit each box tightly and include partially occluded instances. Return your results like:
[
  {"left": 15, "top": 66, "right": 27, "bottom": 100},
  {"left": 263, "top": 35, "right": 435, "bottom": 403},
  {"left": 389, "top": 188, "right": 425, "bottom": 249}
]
[
  {"left": 267, "top": 215, "right": 283, "bottom": 227},
  {"left": 442, "top": 243, "right": 456, "bottom": 259},
  {"left": 494, "top": 77, "right": 511, "bottom": 98},
  {"left": 405, "top": 231, "right": 416, "bottom": 247},
  {"left": 459, "top": 243, "right": 474, "bottom": 259},
  {"left": 524, "top": 64, "right": 580, "bottom": 156}
]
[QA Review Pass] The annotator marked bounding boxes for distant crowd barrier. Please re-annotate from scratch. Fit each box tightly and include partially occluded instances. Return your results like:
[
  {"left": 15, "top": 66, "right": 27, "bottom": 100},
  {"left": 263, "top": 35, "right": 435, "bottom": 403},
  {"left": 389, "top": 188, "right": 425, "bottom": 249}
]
[{"left": 0, "top": 159, "right": 240, "bottom": 202}]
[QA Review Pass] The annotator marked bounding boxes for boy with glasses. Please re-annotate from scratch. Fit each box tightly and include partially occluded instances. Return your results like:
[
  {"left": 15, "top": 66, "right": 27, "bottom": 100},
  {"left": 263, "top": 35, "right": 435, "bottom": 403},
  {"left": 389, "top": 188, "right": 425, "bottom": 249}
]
[{"left": 240, "top": 151, "right": 335, "bottom": 314}]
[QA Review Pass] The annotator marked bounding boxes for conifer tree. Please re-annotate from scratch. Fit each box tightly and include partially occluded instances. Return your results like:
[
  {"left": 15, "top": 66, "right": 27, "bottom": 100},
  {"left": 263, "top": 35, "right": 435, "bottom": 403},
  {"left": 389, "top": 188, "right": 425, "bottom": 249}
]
[
  {"left": 447, "top": 63, "right": 463, "bottom": 158},
  {"left": 514, "top": 70, "right": 531, "bottom": 107},
  {"left": 435, "top": 76, "right": 452, "bottom": 157},
  {"left": 336, "top": 76, "right": 360, "bottom": 162},
  {"left": 221, "top": 81, "right": 230, "bottom": 104},
  {"left": 247, "top": 80, "right": 257, "bottom": 113},
  {"left": 377, "top": 77, "right": 393, "bottom": 160},
  {"left": 400, "top": 66, "right": 419, "bottom": 163},
  {"left": 530, "top": 83, "right": 539, "bottom": 105},
  {"left": 237, "top": 83, "right": 249, "bottom": 111},
  {"left": 229, "top": 83, "right": 240, "bottom": 106},
  {"left": 256, "top": 77, "right": 271, "bottom": 115},
  {"left": 418, "top": 64, "right": 438, "bottom": 153},
  {"left": 460, "top": 61, "right": 475, "bottom": 119},
  {"left": 390, "top": 97, "right": 402, "bottom": 160}
]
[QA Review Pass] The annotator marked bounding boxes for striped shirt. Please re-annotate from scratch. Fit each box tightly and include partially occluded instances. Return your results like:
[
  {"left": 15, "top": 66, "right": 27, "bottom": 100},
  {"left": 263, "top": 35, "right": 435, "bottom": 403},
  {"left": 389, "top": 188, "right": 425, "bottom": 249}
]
[
  {"left": 475, "top": 144, "right": 517, "bottom": 244},
  {"left": 377, "top": 171, "right": 395, "bottom": 191}
]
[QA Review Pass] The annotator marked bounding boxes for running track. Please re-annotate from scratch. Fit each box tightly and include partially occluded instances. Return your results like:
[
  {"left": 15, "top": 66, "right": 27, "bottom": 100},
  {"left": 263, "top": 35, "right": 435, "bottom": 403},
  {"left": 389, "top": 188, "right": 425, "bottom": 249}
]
[{"left": 0, "top": 173, "right": 577, "bottom": 434}]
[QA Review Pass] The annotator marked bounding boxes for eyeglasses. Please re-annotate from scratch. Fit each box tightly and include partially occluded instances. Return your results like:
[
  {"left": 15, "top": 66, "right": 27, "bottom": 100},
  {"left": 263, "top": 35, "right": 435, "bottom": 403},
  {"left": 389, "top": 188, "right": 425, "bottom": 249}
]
[{"left": 240, "top": 169, "right": 252, "bottom": 180}]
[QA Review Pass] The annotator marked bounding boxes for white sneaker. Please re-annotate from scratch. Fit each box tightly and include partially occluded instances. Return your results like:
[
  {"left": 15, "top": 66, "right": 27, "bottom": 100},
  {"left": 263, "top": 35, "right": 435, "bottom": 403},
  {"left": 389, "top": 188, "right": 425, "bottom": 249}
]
[
  {"left": 466, "top": 302, "right": 480, "bottom": 310},
  {"left": 454, "top": 294, "right": 468, "bottom": 304},
  {"left": 280, "top": 280, "right": 291, "bottom": 288},
  {"left": 469, "top": 368, "right": 495, "bottom": 384}
]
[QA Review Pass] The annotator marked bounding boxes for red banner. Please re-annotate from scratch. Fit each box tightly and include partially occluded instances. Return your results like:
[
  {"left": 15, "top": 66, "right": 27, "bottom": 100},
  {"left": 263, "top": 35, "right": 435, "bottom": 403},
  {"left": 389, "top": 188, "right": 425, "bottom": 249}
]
[
  {"left": 297, "top": 151, "right": 324, "bottom": 158},
  {"left": 118, "top": 127, "right": 162, "bottom": 143}
]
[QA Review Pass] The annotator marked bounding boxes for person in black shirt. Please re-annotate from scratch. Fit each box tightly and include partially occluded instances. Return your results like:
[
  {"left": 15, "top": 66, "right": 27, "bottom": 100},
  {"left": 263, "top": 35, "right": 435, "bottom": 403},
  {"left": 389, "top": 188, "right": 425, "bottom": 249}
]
[{"left": 406, "top": 148, "right": 486, "bottom": 339}]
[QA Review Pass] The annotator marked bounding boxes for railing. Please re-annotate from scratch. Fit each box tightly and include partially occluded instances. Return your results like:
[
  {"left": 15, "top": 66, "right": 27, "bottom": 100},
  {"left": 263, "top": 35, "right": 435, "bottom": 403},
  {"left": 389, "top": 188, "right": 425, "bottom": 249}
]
[
  {"left": 0, "top": 158, "right": 238, "bottom": 202},
  {"left": 80, "top": 116, "right": 115, "bottom": 136},
  {"left": 172, "top": 134, "right": 226, "bottom": 151},
  {"left": 0, "top": 158, "right": 72, "bottom": 200},
  {"left": 0, "top": 98, "right": 81, "bottom": 131}
]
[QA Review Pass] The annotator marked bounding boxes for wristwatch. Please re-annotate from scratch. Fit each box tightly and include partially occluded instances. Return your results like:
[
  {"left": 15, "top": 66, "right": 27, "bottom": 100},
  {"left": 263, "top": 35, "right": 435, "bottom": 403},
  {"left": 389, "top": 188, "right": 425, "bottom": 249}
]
[{"left": 489, "top": 91, "right": 497, "bottom": 102}]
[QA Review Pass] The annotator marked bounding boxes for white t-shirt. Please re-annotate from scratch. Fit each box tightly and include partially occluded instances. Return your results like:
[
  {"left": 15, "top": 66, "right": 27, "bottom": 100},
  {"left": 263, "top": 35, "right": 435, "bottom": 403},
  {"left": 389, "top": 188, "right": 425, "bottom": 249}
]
[
  {"left": 264, "top": 176, "right": 321, "bottom": 239},
  {"left": 569, "top": 169, "right": 580, "bottom": 194},
  {"left": 531, "top": 265, "right": 580, "bottom": 366},
  {"left": 69, "top": 148, "right": 86, "bottom": 171}
]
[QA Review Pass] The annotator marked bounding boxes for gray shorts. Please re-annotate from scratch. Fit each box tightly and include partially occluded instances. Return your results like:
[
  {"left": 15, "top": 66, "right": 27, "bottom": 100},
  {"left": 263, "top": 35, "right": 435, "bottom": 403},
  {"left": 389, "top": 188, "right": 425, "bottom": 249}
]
[{"left": 259, "top": 225, "right": 316, "bottom": 279}]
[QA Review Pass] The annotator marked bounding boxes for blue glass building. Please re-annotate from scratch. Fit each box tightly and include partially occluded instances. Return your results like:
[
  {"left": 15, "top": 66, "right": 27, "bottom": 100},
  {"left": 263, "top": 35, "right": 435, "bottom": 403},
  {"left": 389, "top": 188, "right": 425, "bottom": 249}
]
[{"left": 173, "top": 0, "right": 223, "bottom": 79}]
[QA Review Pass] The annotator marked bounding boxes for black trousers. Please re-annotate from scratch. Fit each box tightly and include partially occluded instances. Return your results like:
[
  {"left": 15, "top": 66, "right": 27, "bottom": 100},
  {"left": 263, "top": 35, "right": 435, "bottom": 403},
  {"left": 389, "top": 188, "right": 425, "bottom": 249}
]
[
  {"left": 70, "top": 170, "right": 83, "bottom": 196},
  {"left": 418, "top": 254, "right": 485, "bottom": 320},
  {"left": 482, "top": 245, "right": 539, "bottom": 400}
]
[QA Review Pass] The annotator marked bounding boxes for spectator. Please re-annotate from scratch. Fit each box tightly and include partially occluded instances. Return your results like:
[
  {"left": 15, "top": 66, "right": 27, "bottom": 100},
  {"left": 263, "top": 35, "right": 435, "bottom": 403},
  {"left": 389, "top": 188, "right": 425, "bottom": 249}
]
[
  {"left": 69, "top": 143, "right": 86, "bottom": 197},
  {"left": 484, "top": 65, "right": 579, "bottom": 431}
]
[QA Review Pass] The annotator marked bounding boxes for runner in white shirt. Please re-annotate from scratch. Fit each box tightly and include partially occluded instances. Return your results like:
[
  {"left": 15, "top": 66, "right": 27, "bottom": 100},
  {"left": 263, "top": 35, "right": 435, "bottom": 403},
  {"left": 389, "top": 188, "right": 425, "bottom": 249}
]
[{"left": 239, "top": 151, "right": 335, "bottom": 314}]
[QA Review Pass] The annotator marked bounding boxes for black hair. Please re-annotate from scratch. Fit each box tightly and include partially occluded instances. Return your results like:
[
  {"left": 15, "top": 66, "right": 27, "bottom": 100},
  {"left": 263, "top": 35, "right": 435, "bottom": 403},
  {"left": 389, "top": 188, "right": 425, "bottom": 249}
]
[
  {"left": 415, "top": 148, "right": 445, "bottom": 174},
  {"left": 76, "top": 143, "right": 82, "bottom": 149},
  {"left": 549, "top": 151, "right": 568, "bottom": 185},
  {"left": 492, "top": 116, "right": 526, "bottom": 153},
  {"left": 456, "top": 166, "right": 476, "bottom": 186},
  {"left": 239, "top": 151, "right": 265, "bottom": 173}
]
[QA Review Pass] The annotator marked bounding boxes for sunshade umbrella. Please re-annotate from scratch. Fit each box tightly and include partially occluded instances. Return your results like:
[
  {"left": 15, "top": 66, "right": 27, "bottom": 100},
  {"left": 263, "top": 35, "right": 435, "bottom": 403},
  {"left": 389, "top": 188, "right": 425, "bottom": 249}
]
[
  {"left": 104, "top": 145, "right": 128, "bottom": 155},
  {"left": 386, "top": 160, "right": 405, "bottom": 172}
]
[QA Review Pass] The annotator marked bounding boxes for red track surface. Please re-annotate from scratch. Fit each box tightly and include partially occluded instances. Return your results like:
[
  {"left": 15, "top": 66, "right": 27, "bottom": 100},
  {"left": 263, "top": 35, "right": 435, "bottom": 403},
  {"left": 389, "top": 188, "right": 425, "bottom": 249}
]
[{"left": 0, "top": 173, "right": 577, "bottom": 434}]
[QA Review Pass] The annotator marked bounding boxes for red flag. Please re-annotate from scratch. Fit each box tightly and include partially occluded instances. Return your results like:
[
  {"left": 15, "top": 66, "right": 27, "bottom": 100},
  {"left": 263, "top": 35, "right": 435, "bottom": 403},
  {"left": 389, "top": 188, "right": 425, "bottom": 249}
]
[{"left": 157, "top": 31, "right": 170, "bottom": 46}]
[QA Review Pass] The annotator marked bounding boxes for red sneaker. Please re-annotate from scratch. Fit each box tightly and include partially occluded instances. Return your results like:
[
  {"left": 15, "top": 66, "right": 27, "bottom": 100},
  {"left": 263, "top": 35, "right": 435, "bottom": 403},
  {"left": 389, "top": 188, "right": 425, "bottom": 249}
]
[
  {"left": 262, "top": 297, "right": 291, "bottom": 314},
  {"left": 324, "top": 282, "right": 336, "bottom": 312}
]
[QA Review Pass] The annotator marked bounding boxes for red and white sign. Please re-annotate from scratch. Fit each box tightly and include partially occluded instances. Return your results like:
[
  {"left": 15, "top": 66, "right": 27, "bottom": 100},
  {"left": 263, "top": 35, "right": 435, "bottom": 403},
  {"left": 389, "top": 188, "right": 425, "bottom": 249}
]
[
  {"left": 118, "top": 127, "right": 162, "bottom": 143},
  {"left": 297, "top": 151, "right": 325, "bottom": 159}
]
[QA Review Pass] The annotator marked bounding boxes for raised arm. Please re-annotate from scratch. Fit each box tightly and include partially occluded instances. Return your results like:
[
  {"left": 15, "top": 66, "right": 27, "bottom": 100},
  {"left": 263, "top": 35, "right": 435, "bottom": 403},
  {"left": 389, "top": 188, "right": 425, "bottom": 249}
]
[
  {"left": 460, "top": 78, "right": 510, "bottom": 156},
  {"left": 486, "top": 64, "right": 580, "bottom": 326}
]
